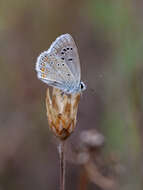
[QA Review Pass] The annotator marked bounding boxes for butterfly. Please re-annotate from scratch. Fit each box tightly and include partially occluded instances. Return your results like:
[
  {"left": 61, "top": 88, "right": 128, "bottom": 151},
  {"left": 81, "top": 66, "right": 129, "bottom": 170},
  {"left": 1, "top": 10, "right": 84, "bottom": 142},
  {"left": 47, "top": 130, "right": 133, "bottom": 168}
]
[{"left": 35, "top": 34, "right": 86, "bottom": 94}]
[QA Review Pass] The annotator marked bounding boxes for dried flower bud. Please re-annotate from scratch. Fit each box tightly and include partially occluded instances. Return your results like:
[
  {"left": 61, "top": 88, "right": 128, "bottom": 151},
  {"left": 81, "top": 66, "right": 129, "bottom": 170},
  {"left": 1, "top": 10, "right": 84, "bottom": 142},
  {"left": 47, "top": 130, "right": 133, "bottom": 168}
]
[{"left": 46, "top": 87, "right": 81, "bottom": 140}]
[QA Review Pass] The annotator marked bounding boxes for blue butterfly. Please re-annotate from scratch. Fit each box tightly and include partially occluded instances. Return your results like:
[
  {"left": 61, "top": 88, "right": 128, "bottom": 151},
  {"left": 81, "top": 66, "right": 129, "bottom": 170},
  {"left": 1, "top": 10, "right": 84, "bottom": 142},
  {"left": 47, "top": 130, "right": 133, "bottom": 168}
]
[{"left": 36, "top": 34, "right": 86, "bottom": 94}]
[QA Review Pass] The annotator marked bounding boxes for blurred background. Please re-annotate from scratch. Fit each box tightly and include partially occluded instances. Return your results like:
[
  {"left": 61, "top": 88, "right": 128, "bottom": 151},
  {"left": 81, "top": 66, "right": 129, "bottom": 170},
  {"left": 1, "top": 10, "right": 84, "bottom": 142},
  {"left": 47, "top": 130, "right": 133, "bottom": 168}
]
[{"left": 0, "top": 0, "right": 143, "bottom": 189}]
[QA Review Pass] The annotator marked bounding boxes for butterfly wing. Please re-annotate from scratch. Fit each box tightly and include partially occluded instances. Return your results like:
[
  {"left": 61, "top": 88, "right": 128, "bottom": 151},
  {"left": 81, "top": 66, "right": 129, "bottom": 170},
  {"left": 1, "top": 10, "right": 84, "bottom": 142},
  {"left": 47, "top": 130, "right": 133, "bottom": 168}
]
[
  {"left": 48, "top": 34, "right": 81, "bottom": 85},
  {"left": 36, "top": 51, "right": 77, "bottom": 92}
]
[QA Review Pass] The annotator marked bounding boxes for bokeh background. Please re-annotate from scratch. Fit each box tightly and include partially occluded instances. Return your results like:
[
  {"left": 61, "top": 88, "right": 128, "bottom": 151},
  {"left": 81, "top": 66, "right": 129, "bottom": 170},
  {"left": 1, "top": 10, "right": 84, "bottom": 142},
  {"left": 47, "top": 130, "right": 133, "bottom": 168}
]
[{"left": 0, "top": 0, "right": 143, "bottom": 189}]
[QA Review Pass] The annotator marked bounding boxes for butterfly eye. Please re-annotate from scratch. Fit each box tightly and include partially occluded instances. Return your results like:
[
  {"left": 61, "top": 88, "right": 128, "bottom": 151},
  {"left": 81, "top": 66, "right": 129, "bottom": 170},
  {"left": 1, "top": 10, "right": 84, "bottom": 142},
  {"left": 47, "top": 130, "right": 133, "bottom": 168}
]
[
  {"left": 70, "top": 48, "right": 73, "bottom": 50},
  {"left": 68, "top": 58, "right": 73, "bottom": 61},
  {"left": 67, "top": 47, "right": 69, "bottom": 50},
  {"left": 80, "top": 83, "right": 84, "bottom": 89},
  {"left": 61, "top": 57, "right": 64, "bottom": 60},
  {"left": 61, "top": 52, "right": 64, "bottom": 55}
]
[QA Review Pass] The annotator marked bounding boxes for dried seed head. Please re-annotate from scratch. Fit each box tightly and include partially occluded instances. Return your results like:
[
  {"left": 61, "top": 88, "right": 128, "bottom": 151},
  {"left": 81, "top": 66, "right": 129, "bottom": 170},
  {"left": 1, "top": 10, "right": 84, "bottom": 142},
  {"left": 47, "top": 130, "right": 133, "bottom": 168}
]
[{"left": 46, "top": 87, "right": 81, "bottom": 140}]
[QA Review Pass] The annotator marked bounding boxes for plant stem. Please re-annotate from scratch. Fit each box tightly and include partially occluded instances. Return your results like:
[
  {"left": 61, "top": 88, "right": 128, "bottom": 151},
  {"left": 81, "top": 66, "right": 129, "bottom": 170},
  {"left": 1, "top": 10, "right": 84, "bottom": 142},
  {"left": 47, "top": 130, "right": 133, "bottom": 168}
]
[{"left": 59, "top": 140, "right": 66, "bottom": 190}]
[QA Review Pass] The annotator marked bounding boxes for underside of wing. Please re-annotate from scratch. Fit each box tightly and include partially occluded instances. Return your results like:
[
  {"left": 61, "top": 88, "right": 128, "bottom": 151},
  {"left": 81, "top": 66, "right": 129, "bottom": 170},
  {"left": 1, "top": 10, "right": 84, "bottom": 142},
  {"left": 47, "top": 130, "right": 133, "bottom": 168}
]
[
  {"left": 36, "top": 51, "right": 77, "bottom": 92},
  {"left": 48, "top": 34, "right": 81, "bottom": 84}
]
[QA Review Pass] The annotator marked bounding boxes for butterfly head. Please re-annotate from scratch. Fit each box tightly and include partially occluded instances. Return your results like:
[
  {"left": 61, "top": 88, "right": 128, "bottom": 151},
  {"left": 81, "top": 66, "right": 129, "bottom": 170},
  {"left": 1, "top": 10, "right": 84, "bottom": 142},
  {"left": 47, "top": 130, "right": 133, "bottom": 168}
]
[
  {"left": 79, "top": 81, "right": 86, "bottom": 92},
  {"left": 64, "top": 81, "right": 86, "bottom": 94}
]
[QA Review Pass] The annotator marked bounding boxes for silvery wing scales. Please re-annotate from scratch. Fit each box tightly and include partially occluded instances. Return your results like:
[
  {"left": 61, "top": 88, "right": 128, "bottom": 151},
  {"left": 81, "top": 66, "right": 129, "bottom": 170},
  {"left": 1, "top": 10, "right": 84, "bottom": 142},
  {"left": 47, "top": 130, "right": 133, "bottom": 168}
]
[{"left": 36, "top": 34, "right": 86, "bottom": 94}]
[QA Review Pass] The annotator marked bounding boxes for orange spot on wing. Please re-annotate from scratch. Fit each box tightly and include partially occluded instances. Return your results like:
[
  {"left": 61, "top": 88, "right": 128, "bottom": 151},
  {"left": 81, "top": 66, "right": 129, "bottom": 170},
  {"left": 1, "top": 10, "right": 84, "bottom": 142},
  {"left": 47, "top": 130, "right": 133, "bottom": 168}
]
[
  {"left": 43, "top": 57, "right": 49, "bottom": 62},
  {"left": 41, "top": 74, "right": 46, "bottom": 78},
  {"left": 40, "top": 67, "right": 45, "bottom": 72}
]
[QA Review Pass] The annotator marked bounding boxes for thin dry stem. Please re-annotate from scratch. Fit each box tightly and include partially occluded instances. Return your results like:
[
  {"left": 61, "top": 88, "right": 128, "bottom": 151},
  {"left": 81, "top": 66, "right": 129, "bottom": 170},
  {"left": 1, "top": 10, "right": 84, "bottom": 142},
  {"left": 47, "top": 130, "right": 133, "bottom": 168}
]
[{"left": 59, "top": 140, "right": 66, "bottom": 190}]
